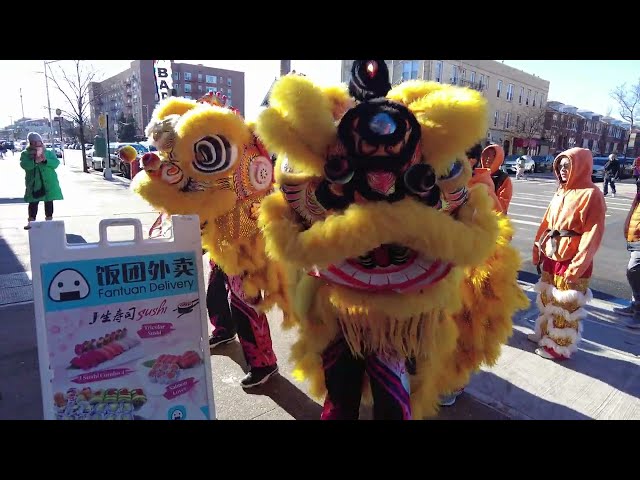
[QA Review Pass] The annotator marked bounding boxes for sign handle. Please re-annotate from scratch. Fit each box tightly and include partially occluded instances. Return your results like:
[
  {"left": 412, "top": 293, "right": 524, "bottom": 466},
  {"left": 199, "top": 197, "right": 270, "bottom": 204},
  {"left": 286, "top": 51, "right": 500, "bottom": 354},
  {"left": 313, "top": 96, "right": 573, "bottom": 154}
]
[{"left": 98, "top": 218, "right": 144, "bottom": 245}]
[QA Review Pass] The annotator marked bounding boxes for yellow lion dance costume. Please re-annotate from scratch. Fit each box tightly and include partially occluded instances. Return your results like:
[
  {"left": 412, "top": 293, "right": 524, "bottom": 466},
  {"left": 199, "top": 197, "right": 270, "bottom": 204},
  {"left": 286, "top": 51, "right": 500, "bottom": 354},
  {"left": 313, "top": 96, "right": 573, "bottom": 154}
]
[
  {"left": 256, "top": 60, "right": 529, "bottom": 419},
  {"left": 131, "top": 92, "right": 288, "bottom": 313}
]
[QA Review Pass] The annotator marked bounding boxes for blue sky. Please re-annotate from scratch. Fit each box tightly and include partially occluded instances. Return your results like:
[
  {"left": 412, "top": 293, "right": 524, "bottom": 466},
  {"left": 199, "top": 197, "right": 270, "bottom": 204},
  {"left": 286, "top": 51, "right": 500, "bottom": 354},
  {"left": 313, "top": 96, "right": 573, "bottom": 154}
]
[
  {"left": 1, "top": 60, "right": 638, "bottom": 130},
  {"left": 501, "top": 60, "right": 640, "bottom": 120}
]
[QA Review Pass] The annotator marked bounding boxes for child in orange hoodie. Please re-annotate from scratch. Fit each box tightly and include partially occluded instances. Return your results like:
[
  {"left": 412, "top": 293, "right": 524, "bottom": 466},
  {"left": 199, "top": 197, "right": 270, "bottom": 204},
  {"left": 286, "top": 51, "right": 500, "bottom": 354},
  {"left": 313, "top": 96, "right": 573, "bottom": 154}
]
[
  {"left": 480, "top": 144, "right": 513, "bottom": 214},
  {"left": 466, "top": 143, "right": 502, "bottom": 212},
  {"left": 530, "top": 148, "right": 606, "bottom": 360}
]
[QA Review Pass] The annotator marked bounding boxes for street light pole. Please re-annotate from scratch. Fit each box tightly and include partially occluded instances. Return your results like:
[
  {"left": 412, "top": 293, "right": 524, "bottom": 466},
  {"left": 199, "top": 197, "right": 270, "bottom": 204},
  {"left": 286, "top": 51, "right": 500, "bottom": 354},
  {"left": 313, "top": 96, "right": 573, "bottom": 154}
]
[
  {"left": 280, "top": 60, "right": 291, "bottom": 77},
  {"left": 44, "top": 61, "right": 55, "bottom": 143},
  {"left": 19, "top": 88, "right": 25, "bottom": 118}
]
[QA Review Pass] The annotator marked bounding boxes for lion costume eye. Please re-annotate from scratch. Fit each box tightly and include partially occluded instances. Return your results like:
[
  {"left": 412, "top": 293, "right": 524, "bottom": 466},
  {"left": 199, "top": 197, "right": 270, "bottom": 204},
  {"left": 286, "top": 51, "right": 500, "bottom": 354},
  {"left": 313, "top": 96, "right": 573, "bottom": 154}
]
[{"left": 192, "top": 135, "right": 238, "bottom": 174}]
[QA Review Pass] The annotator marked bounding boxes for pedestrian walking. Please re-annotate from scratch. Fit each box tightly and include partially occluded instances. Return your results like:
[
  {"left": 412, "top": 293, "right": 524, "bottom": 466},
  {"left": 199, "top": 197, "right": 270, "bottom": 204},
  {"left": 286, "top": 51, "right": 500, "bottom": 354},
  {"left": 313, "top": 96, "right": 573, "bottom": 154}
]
[
  {"left": 602, "top": 153, "right": 620, "bottom": 198},
  {"left": 612, "top": 191, "right": 640, "bottom": 329}
]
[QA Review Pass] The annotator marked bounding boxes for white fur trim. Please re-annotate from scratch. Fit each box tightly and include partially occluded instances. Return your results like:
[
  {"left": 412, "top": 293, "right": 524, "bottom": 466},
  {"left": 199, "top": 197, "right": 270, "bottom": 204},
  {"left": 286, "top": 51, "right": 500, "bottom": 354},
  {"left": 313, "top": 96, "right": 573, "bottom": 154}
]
[
  {"left": 544, "top": 304, "right": 588, "bottom": 322},
  {"left": 536, "top": 293, "right": 548, "bottom": 312},
  {"left": 534, "top": 313, "right": 547, "bottom": 337},
  {"left": 533, "top": 280, "right": 551, "bottom": 294},
  {"left": 549, "top": 286, "right": 588, "bottom": 304},
  {"left": 537, "top": 310, "right": 582, "bottom": 358},
  {"left": 539, "top": 337, "right": 577, "bottom": 358},
  {"left": 545, "top": 322, "right": 580, "bottom": 343}
]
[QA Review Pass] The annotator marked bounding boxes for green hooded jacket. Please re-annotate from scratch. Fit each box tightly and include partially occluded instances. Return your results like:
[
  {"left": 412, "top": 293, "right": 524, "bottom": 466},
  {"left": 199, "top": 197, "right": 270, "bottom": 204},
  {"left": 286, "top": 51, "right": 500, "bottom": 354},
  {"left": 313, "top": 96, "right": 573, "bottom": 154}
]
[{"left": 20, "top": 148, "right": 64, "bottom": 203}]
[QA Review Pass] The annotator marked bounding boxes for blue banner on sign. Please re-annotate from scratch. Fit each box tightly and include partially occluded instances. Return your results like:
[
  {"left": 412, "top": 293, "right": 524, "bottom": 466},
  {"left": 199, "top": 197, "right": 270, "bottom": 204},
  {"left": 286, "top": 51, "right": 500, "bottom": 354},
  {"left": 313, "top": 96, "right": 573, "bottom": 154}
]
[{"left": 41, "top": 251, "right": 199, "bottom": 313}]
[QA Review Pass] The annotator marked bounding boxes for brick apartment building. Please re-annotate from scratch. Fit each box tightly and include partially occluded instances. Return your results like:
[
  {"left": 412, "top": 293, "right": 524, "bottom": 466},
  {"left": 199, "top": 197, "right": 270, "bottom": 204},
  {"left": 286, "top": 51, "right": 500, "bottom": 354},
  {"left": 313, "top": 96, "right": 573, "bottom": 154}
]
[
  {"left": 341, "top": 60, "right": 550, "bottom": 155},
  {"left": 89, "top": 60, "right": 245, "bottom": 138},
  {"left": 543, "top": 101, "right": 630, "bottom": 156}
]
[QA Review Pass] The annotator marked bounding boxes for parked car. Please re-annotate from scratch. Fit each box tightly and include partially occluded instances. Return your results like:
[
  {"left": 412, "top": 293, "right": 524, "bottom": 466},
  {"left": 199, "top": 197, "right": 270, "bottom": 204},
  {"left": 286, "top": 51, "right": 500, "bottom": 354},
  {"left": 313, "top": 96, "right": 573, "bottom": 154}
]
[
  {"left": 531, "top": 155, "right": 555, "bottom": 173},
  {"left": 591, "top": 155, "right": 633, "bottom": 180},
  {"left": 502, "top": 154, "right": 536, "bottom": 174},
  {"left": 591, "top": 157, "right": 608, "bottom": 182}
]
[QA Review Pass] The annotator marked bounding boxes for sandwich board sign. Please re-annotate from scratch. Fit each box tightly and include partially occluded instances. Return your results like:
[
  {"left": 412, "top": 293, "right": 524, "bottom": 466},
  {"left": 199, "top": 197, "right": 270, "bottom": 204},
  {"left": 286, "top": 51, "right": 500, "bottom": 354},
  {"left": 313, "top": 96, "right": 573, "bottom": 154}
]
[{"left": 29, "top": 216, "right": 215, "bottom": 420}]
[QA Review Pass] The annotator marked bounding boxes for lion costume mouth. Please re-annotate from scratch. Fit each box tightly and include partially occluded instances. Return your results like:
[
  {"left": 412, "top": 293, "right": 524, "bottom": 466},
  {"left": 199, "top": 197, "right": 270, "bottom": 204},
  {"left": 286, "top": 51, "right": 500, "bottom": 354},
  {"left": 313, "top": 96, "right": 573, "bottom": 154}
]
[{"left": 310, "top": 243, "right": 453, "bottom": 293}]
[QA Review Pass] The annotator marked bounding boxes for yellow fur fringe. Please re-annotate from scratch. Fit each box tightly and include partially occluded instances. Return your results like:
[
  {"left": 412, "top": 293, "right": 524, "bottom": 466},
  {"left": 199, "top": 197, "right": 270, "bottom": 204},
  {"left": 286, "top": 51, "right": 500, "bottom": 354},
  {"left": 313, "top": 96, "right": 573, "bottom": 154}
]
[
  {"left": 259, "top": 186, "right": 499, "bottom": 270},
  {"left": 286, "top": 215, "right": 528, "bottom": 419}
]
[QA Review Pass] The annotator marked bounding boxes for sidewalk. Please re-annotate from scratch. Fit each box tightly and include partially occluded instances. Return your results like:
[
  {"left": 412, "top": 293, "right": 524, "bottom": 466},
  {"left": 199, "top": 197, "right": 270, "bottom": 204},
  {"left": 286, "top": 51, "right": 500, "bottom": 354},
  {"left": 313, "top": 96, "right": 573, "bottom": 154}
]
[{"left": 0, "top": 152, "right": 638, "bottom": 420}]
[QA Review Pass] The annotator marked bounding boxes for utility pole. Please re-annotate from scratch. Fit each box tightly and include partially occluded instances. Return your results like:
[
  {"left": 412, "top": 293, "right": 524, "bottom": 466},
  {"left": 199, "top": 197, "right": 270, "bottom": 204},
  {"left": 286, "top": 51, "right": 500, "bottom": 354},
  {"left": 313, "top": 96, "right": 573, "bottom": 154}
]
[
  {"left": 280, "top": 60, "right": 291, "bottom": 77},
  {"left": 19, "top": 88, "right": 25, "bottom": 118},
  {"left": 44, "top": 61, "right": 55, "bottom": 142}
]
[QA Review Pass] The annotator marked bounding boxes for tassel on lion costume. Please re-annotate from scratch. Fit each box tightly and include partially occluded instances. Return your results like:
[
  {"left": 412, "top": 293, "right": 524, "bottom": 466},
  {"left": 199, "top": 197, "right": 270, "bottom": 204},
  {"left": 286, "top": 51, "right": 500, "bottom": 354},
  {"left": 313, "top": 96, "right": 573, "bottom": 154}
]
[{"left": 256, "top": 61, "right": 529, "bottom": 419}]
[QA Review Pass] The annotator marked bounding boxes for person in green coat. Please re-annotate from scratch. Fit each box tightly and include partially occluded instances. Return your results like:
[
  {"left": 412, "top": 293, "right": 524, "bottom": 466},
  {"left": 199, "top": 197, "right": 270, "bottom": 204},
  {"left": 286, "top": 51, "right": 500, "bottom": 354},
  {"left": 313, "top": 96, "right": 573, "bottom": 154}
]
[{"left": 21, "top": 132, "right": 64, "bottom": 230}]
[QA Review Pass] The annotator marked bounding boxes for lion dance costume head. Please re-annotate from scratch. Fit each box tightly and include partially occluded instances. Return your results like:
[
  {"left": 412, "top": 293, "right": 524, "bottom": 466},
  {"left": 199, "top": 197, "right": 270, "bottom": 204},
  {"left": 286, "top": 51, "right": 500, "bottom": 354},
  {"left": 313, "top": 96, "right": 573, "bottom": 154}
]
[
  {"left": 256, "top": 60, "right": 528, "bottom": 418},
  {"left": 130, "top": 91, "right": 289, "bottom": 313}
]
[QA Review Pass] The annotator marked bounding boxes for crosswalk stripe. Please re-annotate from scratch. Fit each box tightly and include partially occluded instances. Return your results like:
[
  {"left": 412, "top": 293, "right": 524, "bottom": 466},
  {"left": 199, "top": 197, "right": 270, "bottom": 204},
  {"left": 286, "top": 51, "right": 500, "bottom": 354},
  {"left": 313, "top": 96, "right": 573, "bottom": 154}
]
[
  {"left": 510, "top": 202, "right": 548, "bottom": 210},
  {"left": 511, "top": 219, "right": 541, "bottom": 227}
]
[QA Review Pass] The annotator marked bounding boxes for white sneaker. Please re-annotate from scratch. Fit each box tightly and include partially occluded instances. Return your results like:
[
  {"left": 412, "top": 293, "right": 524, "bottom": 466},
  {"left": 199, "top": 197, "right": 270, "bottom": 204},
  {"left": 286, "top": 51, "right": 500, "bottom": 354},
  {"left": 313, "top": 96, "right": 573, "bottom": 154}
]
[{"left": 611, "top": 193, "right": 616, "bottom": 198}]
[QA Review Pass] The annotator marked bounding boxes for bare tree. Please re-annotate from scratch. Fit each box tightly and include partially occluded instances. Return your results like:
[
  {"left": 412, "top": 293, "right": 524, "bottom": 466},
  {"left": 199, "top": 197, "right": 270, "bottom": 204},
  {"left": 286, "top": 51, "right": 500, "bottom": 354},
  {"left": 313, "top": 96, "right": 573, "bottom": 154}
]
[
  {"left": 510, "top": 108, "right": 547, "bottom": 155},
  {"left": 611, "top": 78, "right": 640, "bottom": 156},
  {"left": 47, "top": 60, "right": 101, "bottom": 173}
]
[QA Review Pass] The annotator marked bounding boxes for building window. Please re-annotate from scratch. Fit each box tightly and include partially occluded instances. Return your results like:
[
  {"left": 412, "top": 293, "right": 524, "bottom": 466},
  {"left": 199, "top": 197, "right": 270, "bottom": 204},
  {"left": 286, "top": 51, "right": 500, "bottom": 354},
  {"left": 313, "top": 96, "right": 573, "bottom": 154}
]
[
  {"left": 539, "top": 95, "right": 544, "bottom": 107},
  {"left": 228, "top": 88, "right": 232, "bottom": 96},
  {"left": 434, "top": 61, "right": 443, "bottom": 83},
  {"left": 494, "top": 111, "right": 499, "bottom": 127},
  {"left": 507, "top": 83, "right": 514, "bottom": 102},
  {"left": 184, "top": 72, "right": 192, "bottom": 81},
  {"left": 206, "top": 87, "right": 215, "bottom": 93},
  {"left": 533, "top": 92, "right": 537, "bottom": 107},
  {"left": 227, "top": 78, "right": 232, "bottom": 87},
  {"left": 173, "top": 72, "right": 180, "bottom": 81},
  {"left": 451, "top": 65, "right": 459, "bottom": 84},
  {"left": 516, "top": 115, "right": 520, "bottom": 129},
  {"left": 496, "top": 80, "right": 502, "bottom": 98},
  {"left": 526, "top": 89, "right": 531, "bottom": 106},
  {"left": 479, "top": 74, "right": 485, "bottom": 89},
  {"left": 470, "top": 71, "right": 476, "bottom": 84},
  {"left": 174, "top": 83, "right": 180, "bottom": 91},
  {"left": 504, "top": 112, "right": 511, "bottom": 129},
  {"left": 198, "top": 85, "right": 203, "bottom": 92},
  {"left": 198, "top": 73, "right": 203, "bottom": 82},
  {"left": 206, "top": 75, "right": 216, "bottom": 84},
  {"left": 184, "top": 95, "right": 192, "bottom": 100},
  {"left": 461, "top": 69, "right": 466, "bottom": 82},
  {"left": 402, "top": 60, "right": 420, "bottom": 81},
  {"left": 184, "top": 83, "right": 191, "bottom": 93}
]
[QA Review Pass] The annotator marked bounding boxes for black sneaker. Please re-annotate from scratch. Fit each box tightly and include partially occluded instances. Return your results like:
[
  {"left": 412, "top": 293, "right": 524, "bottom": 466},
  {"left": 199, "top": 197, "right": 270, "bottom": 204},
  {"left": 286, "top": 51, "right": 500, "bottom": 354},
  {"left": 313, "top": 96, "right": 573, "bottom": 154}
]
[
  {"left": 209, "top": 331, "right": 237, "bottom": 348},
  {"left": 240, "top": 364, "right": 279, "bottom": 388}
]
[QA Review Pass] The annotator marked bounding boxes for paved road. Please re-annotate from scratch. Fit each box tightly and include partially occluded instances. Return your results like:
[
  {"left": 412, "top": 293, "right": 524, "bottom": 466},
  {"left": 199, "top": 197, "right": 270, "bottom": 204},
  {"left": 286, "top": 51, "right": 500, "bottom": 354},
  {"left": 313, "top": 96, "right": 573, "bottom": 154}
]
[{"left": 508, "top": 174, "right": 635, "bottom": 300}]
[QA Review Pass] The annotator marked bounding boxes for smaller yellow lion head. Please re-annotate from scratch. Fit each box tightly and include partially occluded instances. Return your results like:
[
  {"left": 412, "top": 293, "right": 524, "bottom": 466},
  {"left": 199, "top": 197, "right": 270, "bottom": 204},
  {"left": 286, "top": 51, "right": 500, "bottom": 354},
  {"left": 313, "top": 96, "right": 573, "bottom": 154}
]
[{"left": 133, "top": 95, "right": 275, "bottom": 227}]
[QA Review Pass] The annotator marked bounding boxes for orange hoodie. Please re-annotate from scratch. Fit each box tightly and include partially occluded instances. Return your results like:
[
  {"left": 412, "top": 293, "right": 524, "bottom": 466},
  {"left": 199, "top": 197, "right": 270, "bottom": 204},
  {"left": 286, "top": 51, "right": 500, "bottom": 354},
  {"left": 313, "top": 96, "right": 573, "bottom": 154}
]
[
  {"left": 532, "top": 148, "right": 607, "bottom": 280},
  {"left": 467, "top": 159, "right": 502, "bottom": 212},
  {"left": 480, "top": 144, "right": 513, "bottom": 214}
]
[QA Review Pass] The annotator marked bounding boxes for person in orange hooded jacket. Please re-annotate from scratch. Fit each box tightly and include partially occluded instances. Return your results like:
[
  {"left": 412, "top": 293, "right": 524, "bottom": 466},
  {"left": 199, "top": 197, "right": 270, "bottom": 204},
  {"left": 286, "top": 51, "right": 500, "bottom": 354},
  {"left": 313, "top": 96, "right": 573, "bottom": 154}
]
[
  {"left": 440, "top": 142, "right": 511, "bottom": 407},
  {"left": 529, "top": 148, "right": 606, "bottom": 360},
  {"left": 466, "top": 143, "right": 502, "bottom": 212},
  {"left": 480, "top": 144, "right": 513, "bottom": 214}
]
